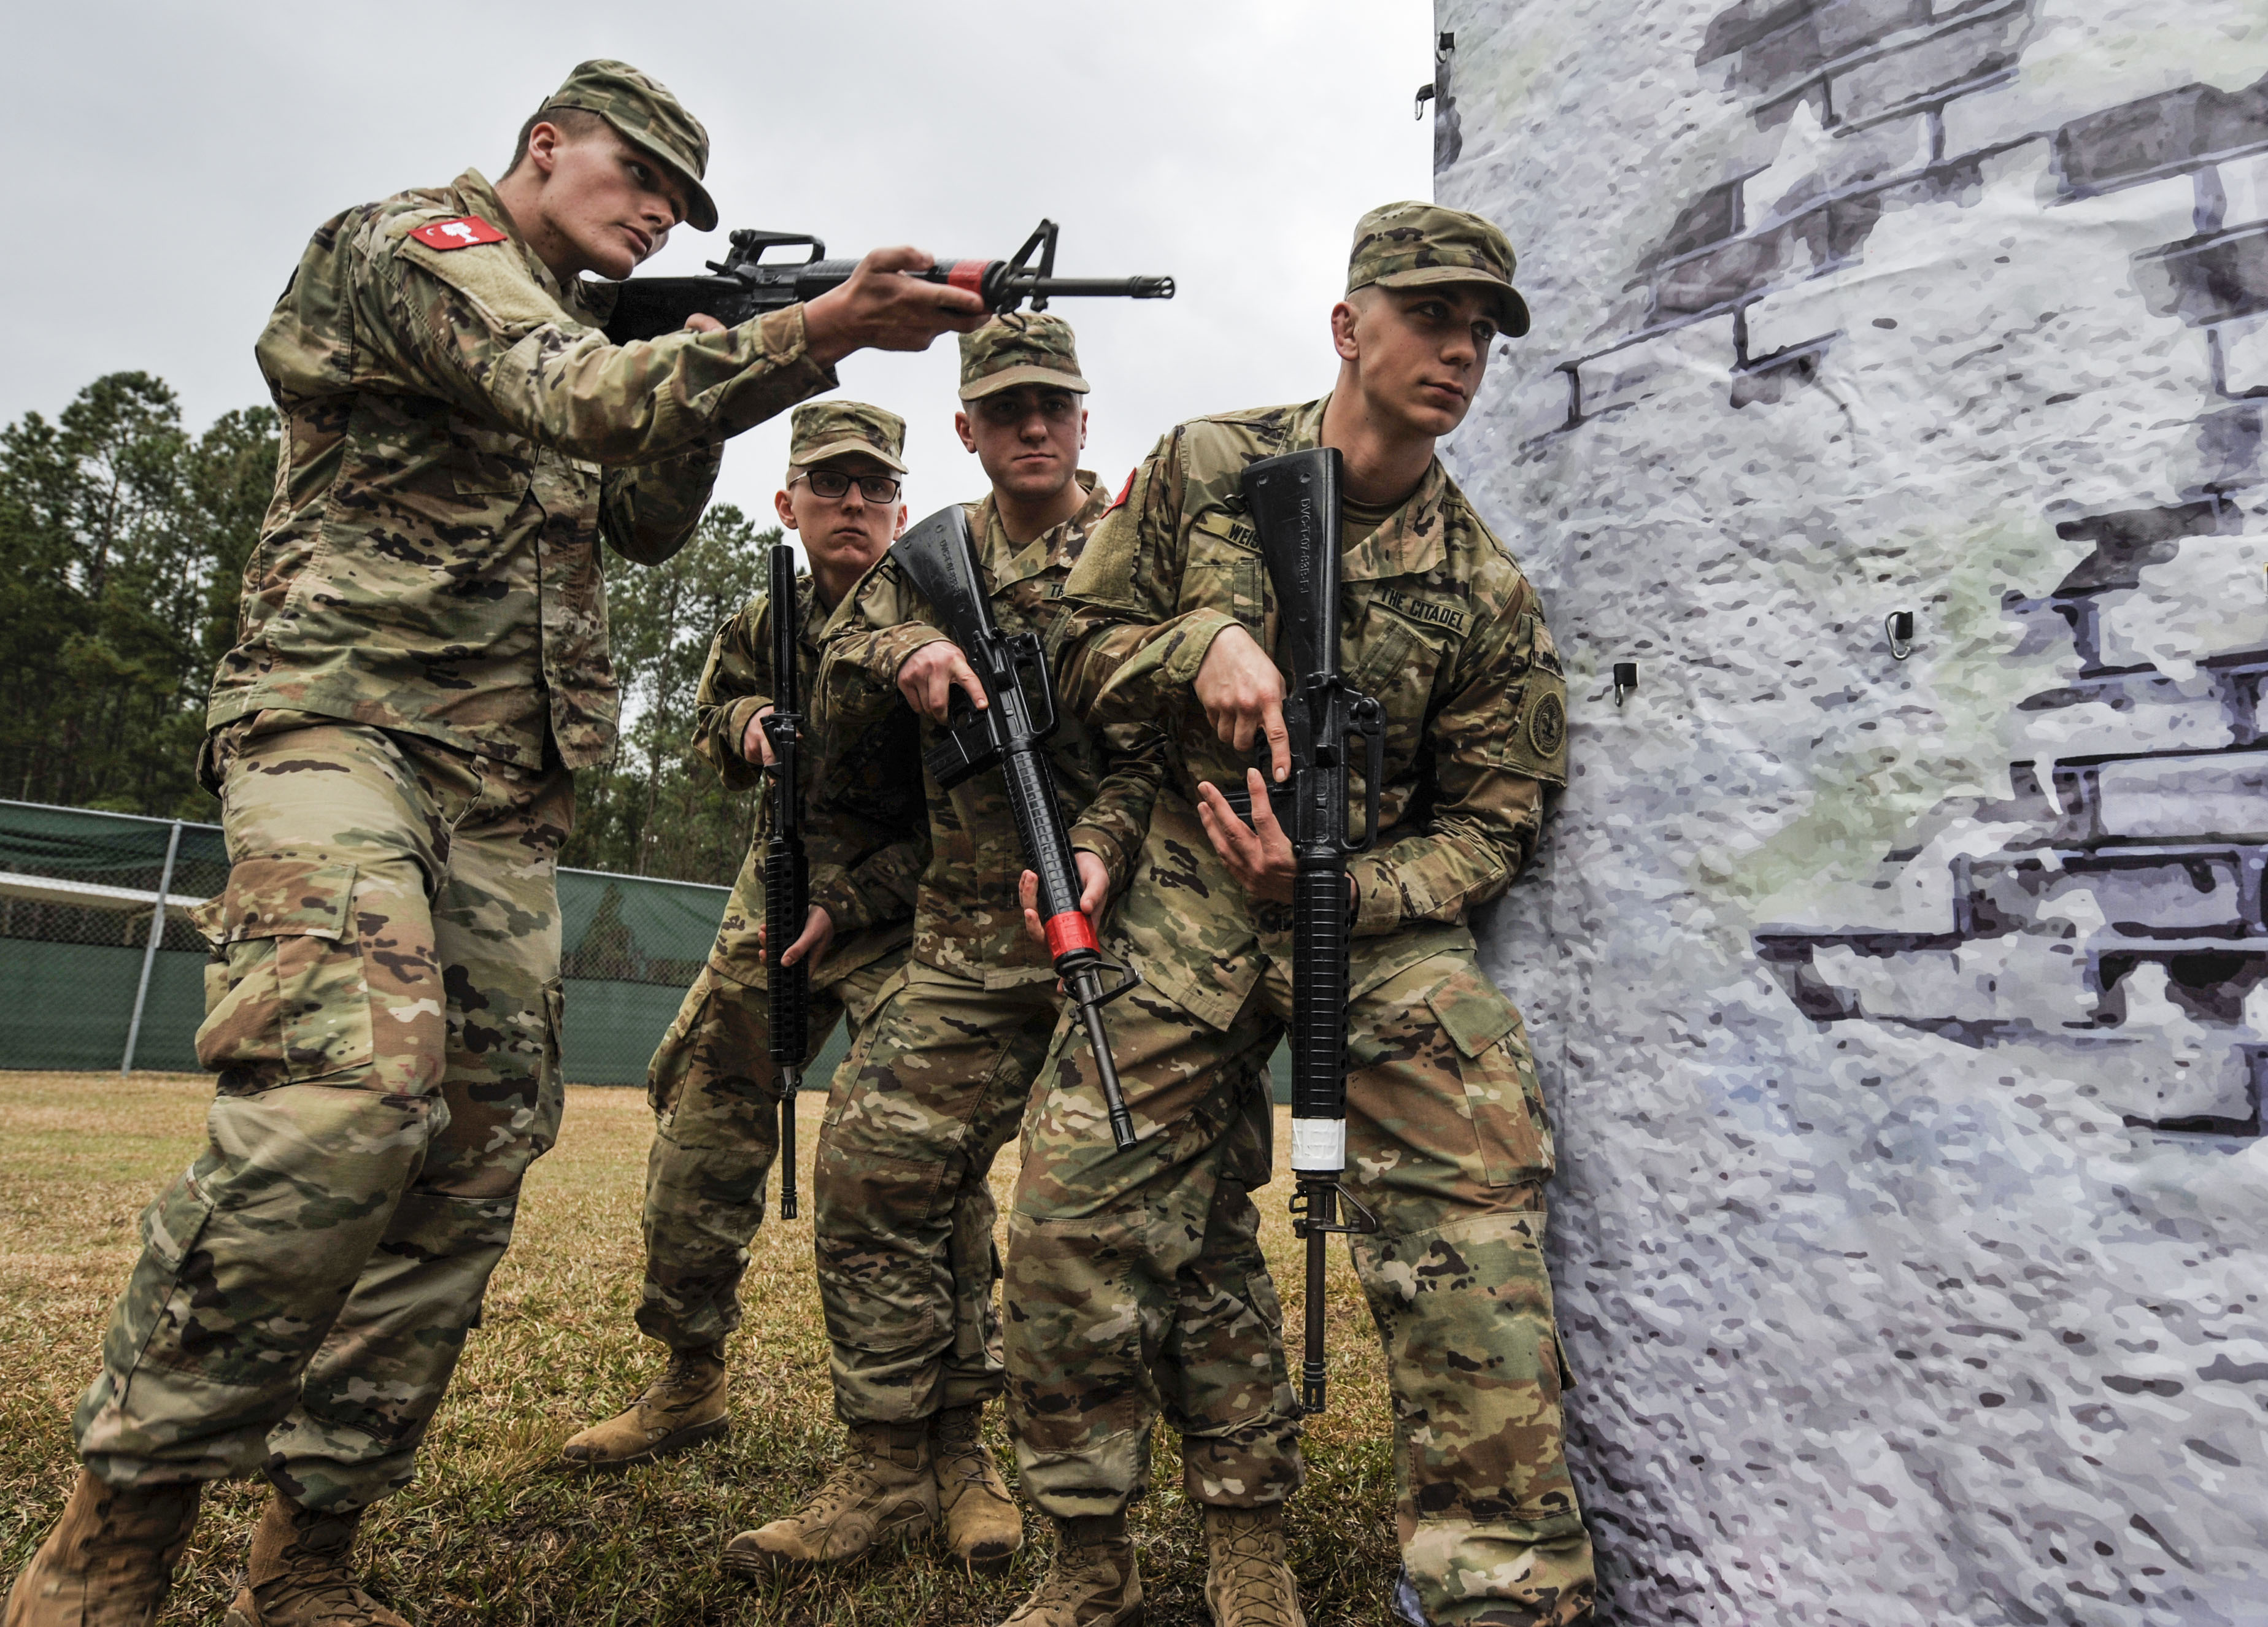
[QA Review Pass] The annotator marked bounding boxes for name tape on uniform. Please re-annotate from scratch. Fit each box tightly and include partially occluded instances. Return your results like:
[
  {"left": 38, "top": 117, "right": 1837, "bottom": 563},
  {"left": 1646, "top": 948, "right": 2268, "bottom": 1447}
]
[{"left": 411, "top": 216, "right": 508, "bottom": 252}]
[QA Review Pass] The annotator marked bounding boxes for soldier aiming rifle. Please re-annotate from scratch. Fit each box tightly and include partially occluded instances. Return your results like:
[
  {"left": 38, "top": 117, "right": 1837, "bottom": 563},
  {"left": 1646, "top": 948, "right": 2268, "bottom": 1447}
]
[{"left": 6, "top": 60, "right": 986, "bottom": 1627}]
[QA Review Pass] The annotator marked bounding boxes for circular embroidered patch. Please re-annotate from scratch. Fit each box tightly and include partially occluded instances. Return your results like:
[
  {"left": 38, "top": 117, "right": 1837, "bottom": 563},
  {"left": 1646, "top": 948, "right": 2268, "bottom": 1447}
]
[{"left": 1527, "top": 691, "right": 1567, "bottom": 758}]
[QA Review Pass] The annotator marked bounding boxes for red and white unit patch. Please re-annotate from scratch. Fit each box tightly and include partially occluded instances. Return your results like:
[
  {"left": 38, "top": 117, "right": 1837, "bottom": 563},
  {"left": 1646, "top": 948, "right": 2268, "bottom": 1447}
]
[{"left": 411, "top": 216, "right": 508, "bottom": 252}]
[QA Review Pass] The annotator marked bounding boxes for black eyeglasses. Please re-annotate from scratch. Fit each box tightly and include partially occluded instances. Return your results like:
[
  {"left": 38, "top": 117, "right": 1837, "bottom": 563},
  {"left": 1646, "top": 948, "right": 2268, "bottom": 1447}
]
[{"left": 793, "top": 470, "right": 902, "bottom": 504}]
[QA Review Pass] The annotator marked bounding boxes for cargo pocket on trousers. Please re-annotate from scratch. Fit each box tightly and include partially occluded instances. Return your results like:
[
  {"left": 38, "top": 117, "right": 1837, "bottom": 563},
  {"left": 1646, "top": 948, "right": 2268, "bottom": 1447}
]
[
  {"left": 1425, "top": 965, "right": 1549, "bottom": 1186},
  {"left": 189, "top": 858, "right": 372, "bottom": 1089},
  {"left": 111, "top": 1171, "right": 218, "bottom": 1388},
  {"left": 542, "top": 979, "right": 566, "bottom": 1089},
  {"left": 647, "top": 977, "right": 709, "bottom": 1117}
]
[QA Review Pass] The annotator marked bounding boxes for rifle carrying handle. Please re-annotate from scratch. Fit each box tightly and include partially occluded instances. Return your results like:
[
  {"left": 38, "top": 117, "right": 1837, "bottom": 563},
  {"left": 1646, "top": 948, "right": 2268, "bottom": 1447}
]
[{"left": 1342, "top": 694, "right": 1387, "bottom": 856}]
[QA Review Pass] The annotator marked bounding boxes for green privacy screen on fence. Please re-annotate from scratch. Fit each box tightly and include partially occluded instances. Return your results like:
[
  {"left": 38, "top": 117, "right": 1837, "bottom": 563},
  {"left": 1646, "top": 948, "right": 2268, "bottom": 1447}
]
[{"left": 0, "top": 798, "right": 854, "bottom": 1088}]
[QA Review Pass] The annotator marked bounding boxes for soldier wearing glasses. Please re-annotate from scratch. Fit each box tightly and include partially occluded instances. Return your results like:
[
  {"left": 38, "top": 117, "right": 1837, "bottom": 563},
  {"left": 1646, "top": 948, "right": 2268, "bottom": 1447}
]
[
  {"left": 562, "top": 402, "right": 927, "bottom": 1473},
  {"left": 718, "top": 313, "right": 1168, "bottom": 1582}
]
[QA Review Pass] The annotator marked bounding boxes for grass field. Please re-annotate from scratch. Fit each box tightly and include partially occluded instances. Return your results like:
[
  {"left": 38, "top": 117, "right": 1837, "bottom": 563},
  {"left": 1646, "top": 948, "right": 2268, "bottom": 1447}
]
[{"left": 0, "top": 1072, "right": 1402, "bottom": 1626}]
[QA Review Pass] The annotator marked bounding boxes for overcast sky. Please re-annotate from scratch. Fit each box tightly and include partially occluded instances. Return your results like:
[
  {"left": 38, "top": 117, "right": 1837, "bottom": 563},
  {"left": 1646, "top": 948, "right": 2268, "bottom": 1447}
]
[{"left": 7, "top": 0, "right": 1437, "bottom": 534}]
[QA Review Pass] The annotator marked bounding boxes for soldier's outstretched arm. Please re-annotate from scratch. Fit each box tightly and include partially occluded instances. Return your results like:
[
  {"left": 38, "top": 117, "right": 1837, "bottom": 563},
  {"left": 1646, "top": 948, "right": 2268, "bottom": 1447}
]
[
  {"left": 1345, "top": 592, "right": 1570, "bottom": 939},
  {"left": 370, "top": 217, "right": 839, "bottom": 467}
]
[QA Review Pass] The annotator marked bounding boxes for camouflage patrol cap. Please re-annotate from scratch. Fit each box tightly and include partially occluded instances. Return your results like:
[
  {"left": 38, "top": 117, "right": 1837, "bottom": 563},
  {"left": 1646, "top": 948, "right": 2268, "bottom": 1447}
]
[
  {"left": 787, "top": 401, "right": 908, "bottom": 475},
  {"left": 1347, "top": 201, "right": 1530, "bottom": 338},
  {"left": 958, "top": 311, "right": 1090, "bottom": 401},
  {"left": 542, "top": 60, "right": 719, "bottom": 232}
]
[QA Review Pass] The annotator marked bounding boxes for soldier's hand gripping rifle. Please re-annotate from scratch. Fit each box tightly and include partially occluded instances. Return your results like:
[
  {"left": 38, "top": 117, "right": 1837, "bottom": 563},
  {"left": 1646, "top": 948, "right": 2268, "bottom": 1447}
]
[
  {"left": 603, "top": 218, "right": 1174, "bottom": 343},
  {"left": 888, "top": 506, "right": 1144, "bottom": 1152},
  {"left": 762, "top": 542, "right": 809, "bottom": 1221},
  {"left": 1241, "top": 446, "right": 1387, "bottom": 1415}
]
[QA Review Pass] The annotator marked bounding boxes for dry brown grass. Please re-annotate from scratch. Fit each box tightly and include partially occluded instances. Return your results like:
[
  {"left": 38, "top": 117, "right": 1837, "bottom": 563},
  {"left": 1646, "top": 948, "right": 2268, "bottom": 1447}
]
[{"left": 0, "top": 1072, "right": 1399, "bottom": 1625}]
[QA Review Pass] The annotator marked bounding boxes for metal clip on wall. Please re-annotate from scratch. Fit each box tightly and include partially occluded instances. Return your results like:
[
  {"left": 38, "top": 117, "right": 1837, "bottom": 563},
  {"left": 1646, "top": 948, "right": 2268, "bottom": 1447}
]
[
  {"left": 1614, "top": 661, "right": 1638, "bottom": 706},
  {"left": 1886, "top": 610, "right": 1916, "bottom": 661},
  {"left": 1415, "top": 31, "right": 1454, "bottom": 118}
]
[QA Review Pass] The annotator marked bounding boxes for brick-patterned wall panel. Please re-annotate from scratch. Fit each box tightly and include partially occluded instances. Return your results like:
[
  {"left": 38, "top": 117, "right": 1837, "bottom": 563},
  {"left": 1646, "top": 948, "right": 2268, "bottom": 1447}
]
[{"left": 1434, "top": 1, "right": 2268, "bottom": 1620}]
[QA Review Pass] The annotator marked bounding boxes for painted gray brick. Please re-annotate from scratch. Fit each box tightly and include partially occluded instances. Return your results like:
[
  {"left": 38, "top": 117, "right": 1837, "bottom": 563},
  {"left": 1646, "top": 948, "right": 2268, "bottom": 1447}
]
[
  {"left": 1827, "top": 6, "right": 2031, "bottom": 126},
  {"left": 2137, "top": 223, "right": 2268, "bottom": 328},
  {"left": 1729, "top": 0, "right": 1934, "bottom": 94},
  {"left": 2053, "top": 69, "right": 2268, "bottom": 198},
  {"left": 2096, "top": 755, "right": 2268, "bottom": 839}
]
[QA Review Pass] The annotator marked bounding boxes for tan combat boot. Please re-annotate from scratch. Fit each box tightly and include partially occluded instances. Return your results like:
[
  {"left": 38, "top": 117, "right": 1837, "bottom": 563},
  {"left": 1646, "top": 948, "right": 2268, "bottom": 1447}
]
[
  {"left": 1202, "top": 1506, "right": 1305, "bottom": 1627},
  {"left": 997, "top": 1515, "right": 1141, "bottom": 1627},
  {"left": 220, "top": 1494, "right": 405, "bottom": 1627},
  {"left": 933, "top": 1404, "right": 1024, "bottom": 1574},
  {"left": 3, "top": 1469, "right": 201, "bottom": 1627},
  {"left": 558, "top": 1344, "right": 728, "bottom": 1471},
  {"left": 722, "top": 1423, "right": 936, "bottom": 1575}
]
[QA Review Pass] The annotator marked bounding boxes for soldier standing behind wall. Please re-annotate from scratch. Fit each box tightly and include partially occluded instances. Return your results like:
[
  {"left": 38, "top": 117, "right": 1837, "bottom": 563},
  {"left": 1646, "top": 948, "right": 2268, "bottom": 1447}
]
[
  {"left": 4, "top": 60, "right": 984, "bottom": 1627},
  {"left": 997, "top": 204, "right": 1593, "bottom": 1627},
  {"left": 721, "top": 314, "right": 1162, "bottom": 1581},
  {"left": 559, "top": 402, "right": 929, "bottom": 1471}
]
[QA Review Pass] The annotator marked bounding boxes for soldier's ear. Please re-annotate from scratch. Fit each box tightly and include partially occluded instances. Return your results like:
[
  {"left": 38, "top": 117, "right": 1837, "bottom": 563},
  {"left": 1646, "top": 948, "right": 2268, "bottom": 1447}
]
[
  {"left": 774, "top": 488, "right": 799, "bottom": 530},
  {"left": 892, "top": 504, "right": 909, "bottom": 539},
  {"left": 1330, "top": 300, "right": 1362, "bottom": 363}
]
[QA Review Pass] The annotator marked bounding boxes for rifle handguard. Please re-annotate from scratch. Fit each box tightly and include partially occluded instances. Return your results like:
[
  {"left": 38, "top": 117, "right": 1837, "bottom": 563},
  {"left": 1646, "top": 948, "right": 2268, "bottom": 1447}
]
[{"left": 763, "top": 542, "right": 809, "bottom": 1221}]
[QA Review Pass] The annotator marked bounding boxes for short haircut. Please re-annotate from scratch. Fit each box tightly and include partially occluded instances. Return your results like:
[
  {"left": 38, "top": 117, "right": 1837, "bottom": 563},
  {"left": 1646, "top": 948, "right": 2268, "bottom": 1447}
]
[{"left": 502, "top": 105, "right": 608, "bottom": 180}]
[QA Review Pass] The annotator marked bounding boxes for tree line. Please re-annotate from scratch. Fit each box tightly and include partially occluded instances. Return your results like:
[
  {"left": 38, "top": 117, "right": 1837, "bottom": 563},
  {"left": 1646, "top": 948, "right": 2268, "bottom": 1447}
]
[{"left": 0, "top": 372, "right": 776, "bottom": 882}]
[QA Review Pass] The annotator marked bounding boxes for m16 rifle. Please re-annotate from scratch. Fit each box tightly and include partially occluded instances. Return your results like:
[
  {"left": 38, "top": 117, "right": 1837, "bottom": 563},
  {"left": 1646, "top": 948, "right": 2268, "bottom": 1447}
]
[
  {"left": 603, "top": 218, "right": 1174, "bottom": 343},
  {"left": 887, "top": 506, "right": 1144, "bottom": 1152},
  {"left": 1241, "top": 445, "right": 1386, "bottom": 1415},
  {"left": 762, "top": 541, "right": 809, "bottom": 1220}
]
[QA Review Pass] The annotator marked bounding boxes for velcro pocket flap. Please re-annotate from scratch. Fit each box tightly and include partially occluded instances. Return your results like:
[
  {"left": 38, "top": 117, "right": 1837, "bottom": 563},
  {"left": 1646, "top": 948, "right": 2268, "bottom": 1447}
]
[
  {"left": 1426, "top": 964, "right": 1520, "bottom": 1058},
  {"left": 191, "top": 858, "right": 358, "bottom": 948}
]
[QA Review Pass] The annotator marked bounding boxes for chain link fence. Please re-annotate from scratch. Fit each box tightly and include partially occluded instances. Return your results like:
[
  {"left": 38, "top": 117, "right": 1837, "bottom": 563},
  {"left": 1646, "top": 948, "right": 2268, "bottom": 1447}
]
[{"left": 0, "top": 798, "right": 807, "bottom": 1087}]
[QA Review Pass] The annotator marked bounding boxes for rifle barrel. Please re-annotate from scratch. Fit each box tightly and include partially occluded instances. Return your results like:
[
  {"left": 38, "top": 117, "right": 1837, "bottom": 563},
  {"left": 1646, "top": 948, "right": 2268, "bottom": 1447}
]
[
  {"left": 1011, "top": 275, "right": 1177, "bottom": 299},
  {"left": 1071, "top": 970, "right": 1139, "bottom": 1151},
  {"left": 1301, "top": 1180, "right": 1335, "bottom": 1413}
]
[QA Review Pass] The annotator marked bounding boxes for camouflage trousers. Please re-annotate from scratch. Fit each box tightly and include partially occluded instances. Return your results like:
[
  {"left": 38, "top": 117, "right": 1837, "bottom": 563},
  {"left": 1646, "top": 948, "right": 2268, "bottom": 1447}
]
[
  {"left": 1006, "top": 945, "right": 1596, "bottom": 1627},
  {"left": 810, "top": 963, "right": 1066, "bottom": 1426},
  {"left": 74, "top": 715, "right": 570, "bottom": 1512},
  {"left": 638, "top": 953, "right": 901, "bottom": 1350}
]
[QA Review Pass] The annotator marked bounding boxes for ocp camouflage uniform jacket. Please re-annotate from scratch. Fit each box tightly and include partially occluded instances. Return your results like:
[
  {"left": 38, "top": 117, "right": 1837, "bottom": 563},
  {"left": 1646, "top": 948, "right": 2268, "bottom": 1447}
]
[
  {"left": 817, "top": 475, "right": 1166, "bottom": 988},
  {"left": 693, "top": 574, "right": 928, "bottom": 993},
  {"left": 1049, "top": 396, "right": 1570, "bottom": 1032},
  {"left": 207, "top": 166, "right": 836, "bottom": 774}
]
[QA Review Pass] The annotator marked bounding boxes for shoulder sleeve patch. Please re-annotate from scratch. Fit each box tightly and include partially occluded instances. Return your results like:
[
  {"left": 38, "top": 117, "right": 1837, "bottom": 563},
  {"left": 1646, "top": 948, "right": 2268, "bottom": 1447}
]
[
  {"left": 410, "top": 216, "right": 508, "bottom": 251},
  {"left": 395, "top": 223, "right": 576, "bottom": 336},
  {"left": 1108, "top": 467, "right": 1135, "bottom": 511}
]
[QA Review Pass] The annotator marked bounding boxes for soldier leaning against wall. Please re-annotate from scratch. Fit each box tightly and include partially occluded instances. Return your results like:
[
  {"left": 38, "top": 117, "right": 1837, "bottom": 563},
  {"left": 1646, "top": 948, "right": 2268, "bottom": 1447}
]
[
  {"left": 3, "top": 60, "right": 984, "bottom": 1627},
  {"left": 558, "top": 401, "right": 929, "bottom": 1473},
  {"left": 974, "top": 204, "right": 1594, "bottom": 1627}
]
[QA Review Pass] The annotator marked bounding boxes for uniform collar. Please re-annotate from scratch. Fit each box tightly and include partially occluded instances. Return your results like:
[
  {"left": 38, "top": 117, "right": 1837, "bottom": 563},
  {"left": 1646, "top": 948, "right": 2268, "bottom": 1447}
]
[
  {"left": 452, "top": 167, "right": 581, "bottom": 314},
  {"left": 974, "top": 470, "right": 1105, "bottom": 585},
  {"left": 1294, "top": 394, "right": 1452, "bottom": 584}
]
